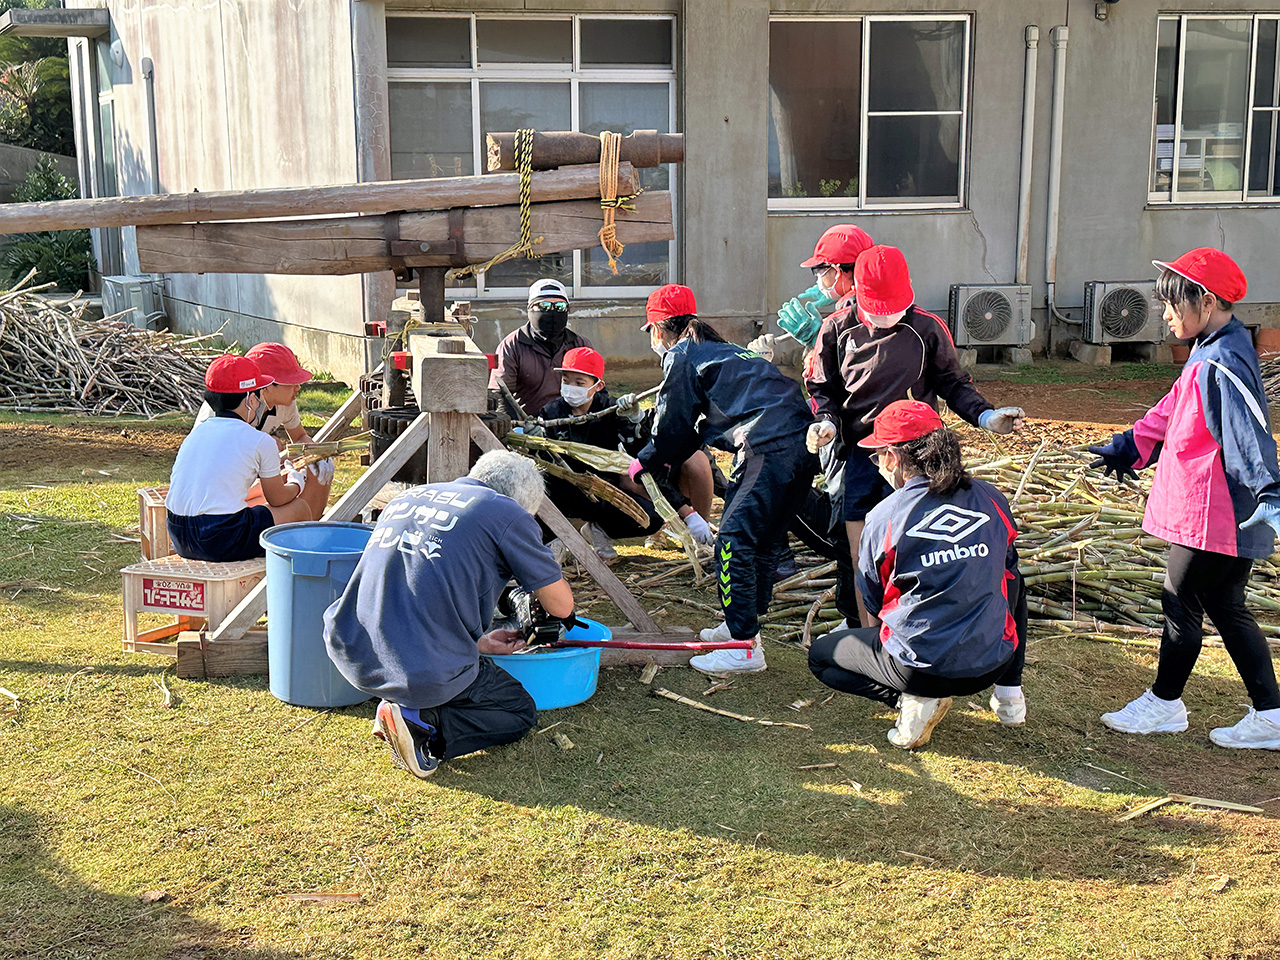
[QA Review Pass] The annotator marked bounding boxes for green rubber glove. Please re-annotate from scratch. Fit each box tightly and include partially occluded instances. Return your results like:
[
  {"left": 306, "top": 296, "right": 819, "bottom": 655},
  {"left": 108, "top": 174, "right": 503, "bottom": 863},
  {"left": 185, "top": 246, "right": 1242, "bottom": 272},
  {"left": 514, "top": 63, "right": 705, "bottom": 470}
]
[
  {"left": 778, "top": 299, "right": 824, "bottom": 347},
  {"left": 798, "top": 283, "right": 836, "bottom": 310}
]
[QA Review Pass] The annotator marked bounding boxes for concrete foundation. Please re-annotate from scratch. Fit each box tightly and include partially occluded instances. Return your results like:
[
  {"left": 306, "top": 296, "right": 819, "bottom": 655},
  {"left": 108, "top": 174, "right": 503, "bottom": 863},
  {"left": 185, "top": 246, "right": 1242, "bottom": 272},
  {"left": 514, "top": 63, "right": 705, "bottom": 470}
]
[
  {"left": 1132, "top": 342, "right": 1174, "bottom": 363},
  {"left": 1069, "top": 340, "right": 1112, "bottom": 366}
]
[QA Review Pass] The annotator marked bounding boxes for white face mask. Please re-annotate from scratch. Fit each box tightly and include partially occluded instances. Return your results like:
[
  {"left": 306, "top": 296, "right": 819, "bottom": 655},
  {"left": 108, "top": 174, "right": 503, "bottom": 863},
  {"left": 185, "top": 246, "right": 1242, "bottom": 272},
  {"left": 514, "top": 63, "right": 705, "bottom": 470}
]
[
  {"left": 560, "top": 383, "right": 593, "bottom": 408},
  {"left": 651, "top": 339, "right": 669, "bottom": 359},
  {"left": 864, "top": 308, "right": 908, "bottom": 329},
  {"left": 876, "top": 451, "right": 899, "bottom": 489}
]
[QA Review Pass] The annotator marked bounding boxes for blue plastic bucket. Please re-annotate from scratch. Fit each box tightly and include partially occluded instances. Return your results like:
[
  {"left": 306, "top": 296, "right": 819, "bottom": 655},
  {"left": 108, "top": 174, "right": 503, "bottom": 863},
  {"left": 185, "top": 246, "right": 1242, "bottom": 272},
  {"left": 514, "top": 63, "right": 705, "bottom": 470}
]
[
  {"left": 489, "top": 617, "right": 611, "bottom": 710},
  {"left": 261, "top": 521, "right": 373, "bottom": 708}
]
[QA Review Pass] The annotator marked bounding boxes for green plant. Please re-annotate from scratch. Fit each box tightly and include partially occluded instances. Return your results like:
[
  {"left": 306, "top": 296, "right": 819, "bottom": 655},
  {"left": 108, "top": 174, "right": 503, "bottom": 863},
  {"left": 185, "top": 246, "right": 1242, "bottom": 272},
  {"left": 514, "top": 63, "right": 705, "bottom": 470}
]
[
  {"left": 1, "top": 157, "right": 93, "bottom": 290},
  {"left": 819, "top": 178, "right": 842, "bottom": 198}
]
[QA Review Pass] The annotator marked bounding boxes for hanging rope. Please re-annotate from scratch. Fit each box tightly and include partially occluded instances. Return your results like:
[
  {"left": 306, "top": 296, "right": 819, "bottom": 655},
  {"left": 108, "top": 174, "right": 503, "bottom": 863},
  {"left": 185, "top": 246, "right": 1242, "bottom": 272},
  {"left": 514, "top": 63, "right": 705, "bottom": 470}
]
[
  {"left": 596, "top": 130, "right": 639, "bottom": 275},
  {"left": 447, "top": 128, "right": 543, "bottom": 282}
]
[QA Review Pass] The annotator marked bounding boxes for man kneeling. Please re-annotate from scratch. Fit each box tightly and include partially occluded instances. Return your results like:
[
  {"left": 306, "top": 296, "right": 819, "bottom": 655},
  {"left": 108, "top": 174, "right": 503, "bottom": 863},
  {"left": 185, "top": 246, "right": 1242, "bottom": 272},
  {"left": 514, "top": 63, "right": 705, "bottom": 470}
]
[
  {"left": 808, "top": 401, "right": 1028, "bottom": 749},
  {"left": 324, "top": 451, "right": 573, "bottom": 778}
]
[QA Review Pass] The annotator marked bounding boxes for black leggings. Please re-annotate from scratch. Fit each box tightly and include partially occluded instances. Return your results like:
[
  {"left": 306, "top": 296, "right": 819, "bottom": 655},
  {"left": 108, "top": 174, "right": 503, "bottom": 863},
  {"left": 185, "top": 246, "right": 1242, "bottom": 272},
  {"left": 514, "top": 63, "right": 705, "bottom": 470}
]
[{"left": 1151, "top": 543, "right": 1280, "bottom": 710}]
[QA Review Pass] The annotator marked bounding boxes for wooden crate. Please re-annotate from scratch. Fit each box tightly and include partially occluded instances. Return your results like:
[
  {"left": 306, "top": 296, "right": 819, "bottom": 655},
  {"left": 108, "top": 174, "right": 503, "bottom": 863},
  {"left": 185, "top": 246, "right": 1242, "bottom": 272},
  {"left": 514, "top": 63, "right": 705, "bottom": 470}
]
[
  {"left": 121, "top": 555, "right": 266, "bottom": 655},
  {"left": 138, "top": 486, "right": 170, "bottom": 560}
]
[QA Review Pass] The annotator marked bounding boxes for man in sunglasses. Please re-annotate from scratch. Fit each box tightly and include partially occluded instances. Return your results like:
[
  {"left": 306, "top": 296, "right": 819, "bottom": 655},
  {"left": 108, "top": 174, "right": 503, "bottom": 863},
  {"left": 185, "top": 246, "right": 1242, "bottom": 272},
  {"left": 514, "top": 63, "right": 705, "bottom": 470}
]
[{"left": 494, "top": 279, "right": 593, "bottom": 415}]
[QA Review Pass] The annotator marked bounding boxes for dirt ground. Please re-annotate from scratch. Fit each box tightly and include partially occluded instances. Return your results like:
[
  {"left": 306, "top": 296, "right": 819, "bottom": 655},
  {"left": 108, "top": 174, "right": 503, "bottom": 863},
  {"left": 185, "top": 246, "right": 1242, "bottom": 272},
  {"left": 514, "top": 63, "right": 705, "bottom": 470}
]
[{"left": 0, "top": 420, "right": 188, "bottom": 474}]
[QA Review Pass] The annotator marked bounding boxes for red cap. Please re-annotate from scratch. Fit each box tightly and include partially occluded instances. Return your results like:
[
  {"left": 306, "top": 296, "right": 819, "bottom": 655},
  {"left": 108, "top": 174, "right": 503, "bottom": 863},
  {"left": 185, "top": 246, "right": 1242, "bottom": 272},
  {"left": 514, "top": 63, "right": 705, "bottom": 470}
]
[
  {"left": 205, "top": 355, "right": 274, "bottom": 393},
  {"left": 857, "top": 399, "right": 944, "bottom": 449},
  {"left": 1152, "top": 247, "right": 1247, "bottom": 304},
  {"left": 854, "top": 245, "right": 915, "bottom": 317},
  {"left": 555, "top": 346, "right": 605, "bottom": 382},
  {"left": 245, "top": 342, "right": 313, "bottom": 385},
  {"left": 643, "top": 284, "right": 697, "bottom": 329},
  {"left": 800, "top": 224, "right": 875, "bottom": 269}
]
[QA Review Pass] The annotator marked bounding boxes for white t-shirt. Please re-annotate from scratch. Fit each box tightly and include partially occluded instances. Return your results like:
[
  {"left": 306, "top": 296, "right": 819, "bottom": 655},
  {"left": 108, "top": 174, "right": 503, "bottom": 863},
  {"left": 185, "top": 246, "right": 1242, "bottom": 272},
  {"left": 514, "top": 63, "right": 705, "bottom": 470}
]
[
  {"left": 194, "top": 399, "right": 302, "bottom": 437},
  {"left": 167, "top": 415, "right": 282, "bottom": 516}
]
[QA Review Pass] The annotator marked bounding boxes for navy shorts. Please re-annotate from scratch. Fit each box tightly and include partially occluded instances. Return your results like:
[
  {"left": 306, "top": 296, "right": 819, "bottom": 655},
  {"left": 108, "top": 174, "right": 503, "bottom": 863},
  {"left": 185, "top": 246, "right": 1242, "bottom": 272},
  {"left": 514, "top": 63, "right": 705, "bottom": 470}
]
[
  {"left": 167, "top": 506, "right": 275, "bottom": 563},
  {"left": 840, "top": 450, "right": 893, "bottom": 522}
]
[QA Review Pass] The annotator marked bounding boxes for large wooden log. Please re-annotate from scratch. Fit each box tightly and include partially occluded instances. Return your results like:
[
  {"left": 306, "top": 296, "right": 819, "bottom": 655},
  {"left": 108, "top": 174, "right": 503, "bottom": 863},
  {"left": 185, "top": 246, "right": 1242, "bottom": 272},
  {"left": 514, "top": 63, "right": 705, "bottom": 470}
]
[
  {"left": 0, "top": 164, "right": 638, "bottom": 235},
  {"left": 135, "top": 191, "right": 674, "bottom": 276},
  {"left": 487, "top": 130, "right": 683, "bottom": 171}
]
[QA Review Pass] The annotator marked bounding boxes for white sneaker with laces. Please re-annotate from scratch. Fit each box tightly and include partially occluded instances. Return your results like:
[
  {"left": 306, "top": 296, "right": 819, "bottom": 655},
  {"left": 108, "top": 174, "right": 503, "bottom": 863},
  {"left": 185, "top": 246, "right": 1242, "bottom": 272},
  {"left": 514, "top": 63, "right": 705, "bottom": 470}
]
[
  {"left": 689, "top": 639, "right": 766, "bottom": 676},
  {"left": 990, "top": 689, "right": 1027, "bottom": 726},
  {"left": 580, "top": 521, "right": 617, "bottom": 561},
  {"left": 1209, "top": 709, "right": 1280, "bottom": 750},
  {"left": 888, "top": 695, "right": 952, "bottom": 749},
  {"left": 698, "top": 621, "right": 732, "bottom": 643},
  {"left": 1101, "top": 690, "right": 1188, "bottom": 734}
]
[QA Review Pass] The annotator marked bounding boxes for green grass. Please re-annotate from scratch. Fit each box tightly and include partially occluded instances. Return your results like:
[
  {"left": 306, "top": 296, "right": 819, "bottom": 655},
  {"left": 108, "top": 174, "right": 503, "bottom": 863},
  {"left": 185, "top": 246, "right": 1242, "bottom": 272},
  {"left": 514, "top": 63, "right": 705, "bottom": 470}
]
[
  {"left": 2, "top": 417, "right": 1279, "bottom": 959},
  {"left": 988, "top": 363, "right": 1184, "bottom": 386}
]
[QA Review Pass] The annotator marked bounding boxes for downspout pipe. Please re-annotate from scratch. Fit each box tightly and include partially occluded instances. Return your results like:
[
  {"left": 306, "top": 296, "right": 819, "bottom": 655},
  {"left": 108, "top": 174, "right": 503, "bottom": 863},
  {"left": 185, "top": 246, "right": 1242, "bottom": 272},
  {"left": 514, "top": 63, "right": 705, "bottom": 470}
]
[
  {"left": 140, "top": 57, "right": 160, "bottom": 195},
  {"left": 1015, "top": 26, "right": 1039, "bottom": 285},
  {"left": 1044, "top": 25, "right": 1079, "bottom": 323}
]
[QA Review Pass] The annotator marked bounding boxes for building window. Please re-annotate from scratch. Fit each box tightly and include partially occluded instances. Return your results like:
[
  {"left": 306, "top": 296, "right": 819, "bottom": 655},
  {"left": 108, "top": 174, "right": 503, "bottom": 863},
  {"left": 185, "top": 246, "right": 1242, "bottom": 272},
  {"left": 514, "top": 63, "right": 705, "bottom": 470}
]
[
  {"left": 1151, "top": 14, "right": 1280, "bottom": 203},
  {"left": 767, "top": 15, "right": 970, "bottom": 211},
  {"left": 386, "top": 14, "right": 677, "bottom": 299}
]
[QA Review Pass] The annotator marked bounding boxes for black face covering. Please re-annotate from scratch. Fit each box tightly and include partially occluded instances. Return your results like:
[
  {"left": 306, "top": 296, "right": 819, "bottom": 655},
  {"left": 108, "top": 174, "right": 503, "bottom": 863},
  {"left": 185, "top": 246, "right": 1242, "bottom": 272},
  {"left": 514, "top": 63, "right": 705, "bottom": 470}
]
[{"left": 529, "top": 304, "right": 569, "bottom": 344}]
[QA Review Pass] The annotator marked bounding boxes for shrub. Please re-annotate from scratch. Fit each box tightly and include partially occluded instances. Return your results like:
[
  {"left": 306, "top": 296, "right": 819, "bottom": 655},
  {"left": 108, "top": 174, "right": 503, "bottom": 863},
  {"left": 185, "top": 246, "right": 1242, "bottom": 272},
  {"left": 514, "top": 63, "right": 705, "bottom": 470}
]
[{"left": 1, "top": 157, "right": 93, "bottom": 291}]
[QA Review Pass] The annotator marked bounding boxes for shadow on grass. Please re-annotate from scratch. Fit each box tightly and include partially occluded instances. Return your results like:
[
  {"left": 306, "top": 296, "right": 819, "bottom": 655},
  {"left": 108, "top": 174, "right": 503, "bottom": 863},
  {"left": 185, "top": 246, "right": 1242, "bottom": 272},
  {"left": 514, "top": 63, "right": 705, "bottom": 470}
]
[{"left": 0, "top": 804, "right": 302, "bottom": 960}]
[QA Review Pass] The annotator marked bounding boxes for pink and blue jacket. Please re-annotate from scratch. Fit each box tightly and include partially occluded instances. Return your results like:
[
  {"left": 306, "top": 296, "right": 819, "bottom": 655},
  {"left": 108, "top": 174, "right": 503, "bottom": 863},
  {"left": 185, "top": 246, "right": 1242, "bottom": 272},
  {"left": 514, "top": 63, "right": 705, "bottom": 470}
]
[{"left": 1124, "top": 318, "right": 1280, "bottom": 559}]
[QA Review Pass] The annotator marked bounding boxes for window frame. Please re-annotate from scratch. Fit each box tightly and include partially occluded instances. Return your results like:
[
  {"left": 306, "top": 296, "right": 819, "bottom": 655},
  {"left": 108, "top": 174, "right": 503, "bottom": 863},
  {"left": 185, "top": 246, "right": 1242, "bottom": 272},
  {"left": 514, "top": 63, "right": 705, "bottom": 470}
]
[
  {"left": 386, "top": 12, "right": 679, "bottom": 300},
  {"left": 766, "top": 12, "right": 972, "bottom": 213},
  {"left": 1149, "top": 13, "right": 1280, "bottom": 205}
]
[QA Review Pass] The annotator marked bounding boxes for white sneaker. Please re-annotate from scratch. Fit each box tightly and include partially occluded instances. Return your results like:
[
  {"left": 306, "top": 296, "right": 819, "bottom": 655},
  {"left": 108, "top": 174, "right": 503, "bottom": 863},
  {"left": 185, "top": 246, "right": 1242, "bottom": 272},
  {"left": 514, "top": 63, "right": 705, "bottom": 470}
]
[
  {"left": 990, "top": 689, "right": 1027, "bottom": 726},
  {"left": 547, "top": 538, "right": 568, "bottom": 565},
  {"left": 580, "top": 521, "right": 617, "bottom": 561},
  {"left": 698, "top": 621, "right": 732, "bottom": 643},
  {"left": 1209, "top": 709, "right": 1280, "bottom": 750},
  {"left": 1101, "top": 690, "right": 1189, "bottom": 734},
  {"left": 888, "top": 695, "right": 952, "bottom": 749},
  {"left": 689, "top": 639, "right": 766, "bottom": 676}
]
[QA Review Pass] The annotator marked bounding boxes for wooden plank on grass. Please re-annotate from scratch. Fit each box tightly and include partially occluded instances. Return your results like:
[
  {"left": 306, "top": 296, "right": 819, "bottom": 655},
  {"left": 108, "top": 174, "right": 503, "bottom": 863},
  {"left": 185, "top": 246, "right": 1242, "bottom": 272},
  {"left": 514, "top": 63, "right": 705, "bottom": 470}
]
[{"left": 176, "top": 630, "right": 269, "bottom": 679}]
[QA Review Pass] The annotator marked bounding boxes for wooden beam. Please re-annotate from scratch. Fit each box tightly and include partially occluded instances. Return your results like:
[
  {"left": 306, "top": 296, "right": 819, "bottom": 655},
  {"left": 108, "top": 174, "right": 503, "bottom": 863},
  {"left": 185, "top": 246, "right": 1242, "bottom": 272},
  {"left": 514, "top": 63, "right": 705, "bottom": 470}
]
[
  {"left": 0, "top": 163, "right": 639, "bottom": 235},
  {"left": 134, "top": 191, "right": 674, "bottom": 276},
  {"left": 0, "top": 8, "right": 109, "bottom": 38},
  {"left": 176, "top": 631, "right": 269, "bottom": 679},
  {"left": 487, "top": 130, "right": 683, "bottom": 171},
  {"left": 470, "top": 417, "right": 660, "bottom": 634},
  {"left": 312, "top": 381, "right": 368, "bottom": 444}
]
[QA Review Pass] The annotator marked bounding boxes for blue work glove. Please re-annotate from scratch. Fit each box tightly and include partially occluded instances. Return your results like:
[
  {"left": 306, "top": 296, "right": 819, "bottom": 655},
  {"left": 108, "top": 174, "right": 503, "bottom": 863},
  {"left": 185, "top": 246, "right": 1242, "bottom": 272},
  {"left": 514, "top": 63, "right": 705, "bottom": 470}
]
[
  {"left": 1087, "top": 431, "right": 1140, "bottom": 482},
  {"left": 778, "top": 299, "right": 824, "bottom": 347},
  {"left": 978, "top": 406, "right": 1027, "bottom": 435},
  {"left": 1240, "top": 502, "right": 1280, "bottom": 540}
]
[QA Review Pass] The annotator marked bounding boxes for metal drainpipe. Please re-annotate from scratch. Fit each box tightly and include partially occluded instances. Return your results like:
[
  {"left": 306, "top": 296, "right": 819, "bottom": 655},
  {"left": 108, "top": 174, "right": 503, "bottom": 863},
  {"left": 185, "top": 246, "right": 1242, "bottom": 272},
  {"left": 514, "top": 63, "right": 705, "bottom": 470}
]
[
  {"left": 1044, "top": 25, "right": 1079, "bottom": 323},
  {"left": 140, "top": 57, "right": 160, "bottom": 194},
  {"left": 1015, "top": 26, "right": 1039, "bottom": 286}
]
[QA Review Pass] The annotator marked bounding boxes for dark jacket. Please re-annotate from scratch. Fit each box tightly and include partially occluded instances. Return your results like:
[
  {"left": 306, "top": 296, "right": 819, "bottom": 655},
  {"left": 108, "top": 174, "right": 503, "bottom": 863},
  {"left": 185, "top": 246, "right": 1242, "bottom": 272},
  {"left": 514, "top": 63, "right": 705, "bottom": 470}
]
[
  {"left": 806, "top": 303, "right": 993, "bottom": 454},
  {"left": 494, "top": 323, "right": 592, "bottom": 416},
  {"left": 857, "top": 475, "right": 1020, "bottom": 679},
  {"left": 637, "top": 338, "right": 812, "bottom": 471}
]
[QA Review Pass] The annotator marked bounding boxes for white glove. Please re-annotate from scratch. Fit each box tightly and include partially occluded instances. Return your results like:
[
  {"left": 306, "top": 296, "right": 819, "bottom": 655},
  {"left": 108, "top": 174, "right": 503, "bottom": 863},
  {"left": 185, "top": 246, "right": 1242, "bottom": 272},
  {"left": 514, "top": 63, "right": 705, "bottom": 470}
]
[
  {"left": 285, "top": 466, "right": 307, "bottom": 492},
  {"left": 806, "top": 421, "right": 837, "bottom": 454},
  {"left": 614, "top": 393, "right": 645, "bottom": 423},
  {"left": 308, "top": 457, "right": 335, "bottom": 486},
  {"left": 978, "top": 406, "right": 1027, "bottom": 435},
  {"left": 683, "top": 510, "right": 714, "bottom": 546},
  {"left": 747, "top": 333, "right": 776, "bottom": 362}
]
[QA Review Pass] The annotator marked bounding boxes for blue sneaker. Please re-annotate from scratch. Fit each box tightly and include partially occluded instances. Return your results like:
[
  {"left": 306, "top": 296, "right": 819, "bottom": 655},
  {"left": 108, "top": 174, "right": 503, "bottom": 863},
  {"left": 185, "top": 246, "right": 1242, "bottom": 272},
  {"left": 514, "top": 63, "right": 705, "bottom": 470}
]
[{"left": 373, "top": 701, "right": 440, "bottom": 778}]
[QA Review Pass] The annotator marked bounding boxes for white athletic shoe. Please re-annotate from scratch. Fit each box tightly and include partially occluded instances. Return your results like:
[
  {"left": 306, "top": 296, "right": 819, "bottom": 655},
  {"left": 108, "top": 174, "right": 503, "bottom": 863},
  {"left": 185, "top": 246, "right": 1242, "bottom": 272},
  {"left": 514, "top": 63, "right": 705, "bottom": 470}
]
[
  {"left": 888, "top": 695, "right": 953, "bottom": 749},
  {"left": 547, "top": 538, "right": 569, "bottom": 565},
  {"left": 1209, "top": 709, "right": 1280, "bottom": 750},
  {"left": 990, "top": 689, "right": 1027, "bottom": 726},
  {"left": 689, "top": 639, "right": 766, "bottom": 676},
  {"left": 698, "top": 621, "right": 733, "bottom": 643},
  {"left": 580, "top": 521, "right": 617, "bottom": 561},
  {"left": 1101, "top": 690, "right": 1189, "bottom": 734}
]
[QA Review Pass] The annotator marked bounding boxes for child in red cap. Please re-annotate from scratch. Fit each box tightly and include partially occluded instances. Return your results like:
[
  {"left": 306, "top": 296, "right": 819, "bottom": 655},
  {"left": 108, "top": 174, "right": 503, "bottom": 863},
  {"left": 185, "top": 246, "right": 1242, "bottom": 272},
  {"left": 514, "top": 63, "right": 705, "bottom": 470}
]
[
  {"left": 192, "top": 342, "right": 315, "bottom": 449},
  {"left": 808, "top": 400, "right": 1028, "bottom": 749},
  {"left": 1091, "top": 248, "right": 1280, "bottom": 750},
  {"left": 165, "top": 355, "right": 332, "bottom": 562}
]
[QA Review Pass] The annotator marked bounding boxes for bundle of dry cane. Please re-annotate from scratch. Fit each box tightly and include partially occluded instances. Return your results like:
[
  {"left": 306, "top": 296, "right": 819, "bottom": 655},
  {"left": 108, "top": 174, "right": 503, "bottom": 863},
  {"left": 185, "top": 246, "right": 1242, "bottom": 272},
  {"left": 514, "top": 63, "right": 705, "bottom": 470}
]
[{"left": 0, "top": 270, "right": 224, "bottom": 417}]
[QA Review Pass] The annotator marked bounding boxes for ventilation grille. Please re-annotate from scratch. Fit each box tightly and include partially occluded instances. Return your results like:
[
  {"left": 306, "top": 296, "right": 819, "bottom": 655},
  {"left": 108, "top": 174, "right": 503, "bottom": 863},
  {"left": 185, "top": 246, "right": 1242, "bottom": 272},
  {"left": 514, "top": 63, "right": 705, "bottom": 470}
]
[{"left": 948, "top": 285, "right": 1033, "bottom": 347}]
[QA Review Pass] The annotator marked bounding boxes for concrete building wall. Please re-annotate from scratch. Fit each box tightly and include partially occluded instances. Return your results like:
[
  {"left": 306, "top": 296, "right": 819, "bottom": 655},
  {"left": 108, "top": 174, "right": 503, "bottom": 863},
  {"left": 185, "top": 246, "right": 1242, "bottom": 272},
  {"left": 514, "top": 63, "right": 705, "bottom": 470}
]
[{"left": 66, "top": 0, "right": 372, "bottom": 384}]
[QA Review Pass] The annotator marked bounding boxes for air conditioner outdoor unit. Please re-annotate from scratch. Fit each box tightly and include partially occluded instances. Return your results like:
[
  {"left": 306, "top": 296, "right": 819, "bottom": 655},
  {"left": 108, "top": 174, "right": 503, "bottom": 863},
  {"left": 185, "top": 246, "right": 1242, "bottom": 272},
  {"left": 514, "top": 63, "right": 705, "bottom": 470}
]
[
  {"left": 1082, "top": 281, "right": 1164, "bottom": 344},
  {"left": 948, "top": 284, "right": 1034, "bottom": 347},
  {"left": 101, "top": 275, "right": 167, "bottom": 331}
]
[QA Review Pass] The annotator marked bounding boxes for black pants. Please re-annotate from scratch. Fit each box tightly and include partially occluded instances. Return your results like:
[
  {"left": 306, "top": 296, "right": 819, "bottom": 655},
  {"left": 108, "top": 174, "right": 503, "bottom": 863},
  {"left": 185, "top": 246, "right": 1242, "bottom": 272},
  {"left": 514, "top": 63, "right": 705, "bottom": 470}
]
[
  {"left": 718, "top": 441, "right": 816, "bottom": 639},
  {"left": 411, "top": 658, "right": 538, "bottom": 761},
  {"left": 808, "top": 569, "right": 1028, "bottom": 706},
  {"left": 543, "top": 474, "right": 663, "bottom": 540},
  {"left": 789, "top": 452, "right": 859, "bottom": 624},
  {"left": 1151, "top": 544, "right": 1280, "bottom": 710}
]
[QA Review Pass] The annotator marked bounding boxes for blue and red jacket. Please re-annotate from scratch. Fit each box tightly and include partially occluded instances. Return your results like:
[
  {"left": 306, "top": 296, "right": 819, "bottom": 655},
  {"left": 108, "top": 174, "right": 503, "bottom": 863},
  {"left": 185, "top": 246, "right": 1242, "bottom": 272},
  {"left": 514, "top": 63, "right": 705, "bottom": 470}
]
[
  {"left": 1124, "top": 317, "right": 1280, "bottom": 559},
  {"left": 857, "top": 475, "right": 1019, "bottom": 678}
]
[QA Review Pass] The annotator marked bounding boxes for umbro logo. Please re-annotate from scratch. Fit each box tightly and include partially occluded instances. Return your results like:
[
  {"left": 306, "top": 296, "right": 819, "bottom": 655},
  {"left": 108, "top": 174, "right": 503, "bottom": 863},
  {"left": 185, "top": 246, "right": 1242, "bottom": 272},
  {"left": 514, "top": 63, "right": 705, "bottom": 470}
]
[{"left": 906, "top": 505, "right": 990, "bottom": 544}]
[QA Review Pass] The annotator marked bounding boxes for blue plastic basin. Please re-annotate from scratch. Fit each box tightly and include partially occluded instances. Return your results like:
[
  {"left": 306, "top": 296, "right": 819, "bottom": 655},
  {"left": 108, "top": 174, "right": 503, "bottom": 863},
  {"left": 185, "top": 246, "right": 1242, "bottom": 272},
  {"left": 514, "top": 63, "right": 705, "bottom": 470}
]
[
  {"left": 490, "top": 617, "right": 611, "bottom": 710},
  {"left": 261, "top": 521, "right": 373, "bottom": 708}
]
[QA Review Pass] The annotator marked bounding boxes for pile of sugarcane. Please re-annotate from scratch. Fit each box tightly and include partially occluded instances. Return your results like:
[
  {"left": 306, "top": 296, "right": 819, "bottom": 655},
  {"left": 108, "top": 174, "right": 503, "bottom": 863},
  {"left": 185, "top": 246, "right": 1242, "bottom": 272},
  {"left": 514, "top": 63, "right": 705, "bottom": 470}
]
[
  {"left": 285, "top": 433, "right": 371, "bottom": 467},
  {"left": 0, "top": 273, "right": 224, "bottom": 417},
  {"left": 1261, "top": 356, "right": 1280, "bottom": 408}
]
